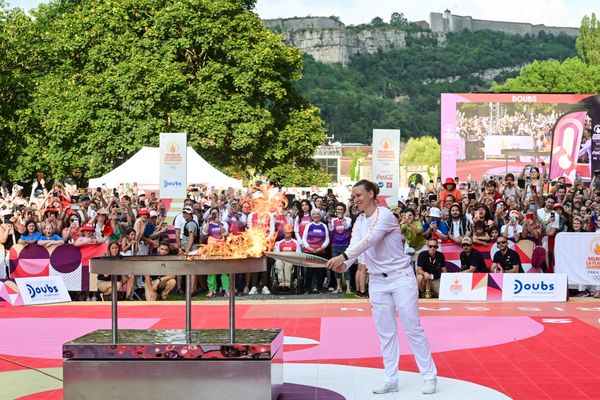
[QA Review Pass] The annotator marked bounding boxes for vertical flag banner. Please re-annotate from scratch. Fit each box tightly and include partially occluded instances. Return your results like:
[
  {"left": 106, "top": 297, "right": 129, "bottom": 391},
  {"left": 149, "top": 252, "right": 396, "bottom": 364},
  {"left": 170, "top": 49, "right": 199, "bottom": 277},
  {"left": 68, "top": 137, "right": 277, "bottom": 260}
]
[
  {"left": 549, "top": 111, "right": 587, "bottom": 183},
  {"left": 371, "top": 129, "right": 400, "bottom": 207},
  {"left": 159, "top": 132, "right": 187, "bottom": 199},
  {"left": 589, "top": 96, "right": 600, "bottom": 175}
]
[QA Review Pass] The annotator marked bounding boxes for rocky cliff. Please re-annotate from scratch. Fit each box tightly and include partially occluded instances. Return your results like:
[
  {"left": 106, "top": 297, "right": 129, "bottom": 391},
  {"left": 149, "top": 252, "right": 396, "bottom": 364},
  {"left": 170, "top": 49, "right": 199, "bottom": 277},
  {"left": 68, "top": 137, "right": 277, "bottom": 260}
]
[{"left": 264, "top": 17, "right": 443, "bottom": 65}]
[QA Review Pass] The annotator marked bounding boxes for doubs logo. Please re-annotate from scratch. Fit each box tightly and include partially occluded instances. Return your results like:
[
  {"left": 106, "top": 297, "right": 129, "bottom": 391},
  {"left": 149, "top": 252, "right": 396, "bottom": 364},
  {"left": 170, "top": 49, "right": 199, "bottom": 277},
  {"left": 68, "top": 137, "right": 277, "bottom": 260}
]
[
  {"left": 163, "top": 180, "right": 182, "bottom": 188},
  {"left": 594, "top": 124, "right": 600, "bottom": 134},
  {"left": 26, "top": 283, "right": 60, "bottom": 299},
  {"left": 514, "top": 279, "right": 554, "bottom": 295}
]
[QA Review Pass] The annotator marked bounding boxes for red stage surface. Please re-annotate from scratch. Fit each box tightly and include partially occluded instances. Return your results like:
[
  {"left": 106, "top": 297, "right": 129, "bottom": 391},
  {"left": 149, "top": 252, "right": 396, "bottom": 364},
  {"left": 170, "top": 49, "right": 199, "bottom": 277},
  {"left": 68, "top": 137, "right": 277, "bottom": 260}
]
[{"left": 1, "top": 300, "right": 599, "bottom": 399}]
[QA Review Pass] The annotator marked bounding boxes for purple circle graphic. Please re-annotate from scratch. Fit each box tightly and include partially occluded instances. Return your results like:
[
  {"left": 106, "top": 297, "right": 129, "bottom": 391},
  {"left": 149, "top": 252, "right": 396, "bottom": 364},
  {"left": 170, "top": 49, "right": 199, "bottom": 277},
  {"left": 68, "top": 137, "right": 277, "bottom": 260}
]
[
  {"left": 280, "top": 383, "right": 345, "bottom": 399},
  {"left": 18, "top": 245, "right": 50, "bottom": 275},
  {"left": 50, "top": 244, "right": 82, "bottom": 274}
]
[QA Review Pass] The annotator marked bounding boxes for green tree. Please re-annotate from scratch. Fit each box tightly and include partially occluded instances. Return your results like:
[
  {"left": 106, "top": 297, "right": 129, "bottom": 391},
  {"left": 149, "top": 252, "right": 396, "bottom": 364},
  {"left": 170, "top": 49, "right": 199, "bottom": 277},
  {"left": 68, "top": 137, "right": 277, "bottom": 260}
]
[
  {"left": 346, "top": 148, "right": 367, "bottom": 181},
  {"left": 493, "top": 58, "right": 600, "bottom": 93},
  {"left": 390, "top": 12, "right": 408, "bottom": 28},
  {"left": 577, "top": 13, "right": 600, "bottom": 65},
  {"left": 16, "top": 0, "right": 326, "bottom": 186},
  {"left": 0, "top": 4, "right": 36, "bottom": 181},
  {"left": 401, "top": 136, "right": 440, "bottom": 176},
  {"left": 370, "top": 17, "right": 384, "bottom": 26}
]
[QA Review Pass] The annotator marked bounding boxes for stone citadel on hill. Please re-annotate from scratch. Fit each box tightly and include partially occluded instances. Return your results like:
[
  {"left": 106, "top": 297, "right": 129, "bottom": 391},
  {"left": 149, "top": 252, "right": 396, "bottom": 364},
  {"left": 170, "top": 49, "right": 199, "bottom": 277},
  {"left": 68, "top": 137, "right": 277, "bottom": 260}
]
[{"left": 263, "top": 10, "right": 579, "bottom": 65}]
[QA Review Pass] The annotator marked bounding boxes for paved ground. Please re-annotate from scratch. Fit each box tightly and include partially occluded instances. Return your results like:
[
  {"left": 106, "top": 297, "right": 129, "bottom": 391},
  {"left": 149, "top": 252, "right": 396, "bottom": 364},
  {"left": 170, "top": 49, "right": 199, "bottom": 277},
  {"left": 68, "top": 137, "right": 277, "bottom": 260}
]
[{"left": 1, "top": 298, "right": 599, "bottom": 399}]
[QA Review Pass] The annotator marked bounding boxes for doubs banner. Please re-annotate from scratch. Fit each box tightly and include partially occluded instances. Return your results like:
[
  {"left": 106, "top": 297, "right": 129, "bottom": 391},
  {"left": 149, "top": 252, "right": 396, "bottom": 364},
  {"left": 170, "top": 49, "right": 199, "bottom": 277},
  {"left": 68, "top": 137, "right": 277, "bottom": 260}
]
[
  {"left": 371, "top": 129, "right": 400, "bottom": 208},
  {"left": 555, "top": 232, "right": 600, "bottom": 285},
  {"left": 16, "top": 276, "right": 71, "bottom": 305},
  {"left": 159, "top": 132, "right": 187, "bottom": 199},
  {"left": 440, "top": 273, "right": 567, "bottom": 302}
]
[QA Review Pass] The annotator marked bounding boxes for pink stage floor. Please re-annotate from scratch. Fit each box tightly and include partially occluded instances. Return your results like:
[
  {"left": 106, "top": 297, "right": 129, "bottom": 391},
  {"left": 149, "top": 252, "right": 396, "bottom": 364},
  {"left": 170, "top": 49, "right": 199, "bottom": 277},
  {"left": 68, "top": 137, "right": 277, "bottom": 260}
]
[{"left": 1, "top": 299, "right": 599, "bottom": 399}]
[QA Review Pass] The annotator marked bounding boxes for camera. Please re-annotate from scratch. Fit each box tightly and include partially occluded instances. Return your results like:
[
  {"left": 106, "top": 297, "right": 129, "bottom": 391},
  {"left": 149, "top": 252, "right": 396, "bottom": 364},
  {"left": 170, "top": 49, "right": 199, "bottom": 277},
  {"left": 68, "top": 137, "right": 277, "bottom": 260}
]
[{"left": 594, "top": 170, "right": 600, "bottom": 176}]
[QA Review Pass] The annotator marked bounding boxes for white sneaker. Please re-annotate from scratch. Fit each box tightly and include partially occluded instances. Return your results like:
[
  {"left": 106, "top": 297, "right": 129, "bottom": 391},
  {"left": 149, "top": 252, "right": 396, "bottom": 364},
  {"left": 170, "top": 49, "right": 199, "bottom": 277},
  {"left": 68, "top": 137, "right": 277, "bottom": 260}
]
[
  {"left": 262, "top": 286, "right": 271, "bottom": 295},
  {"left": 372, "top": 381, "right": 398, "bottom": 394},
  {"left": 422, "top": 378, "right": 437, "bottom": 394},
  {"left": 248, "top": 286, "right": 258, "bottom": 295}
]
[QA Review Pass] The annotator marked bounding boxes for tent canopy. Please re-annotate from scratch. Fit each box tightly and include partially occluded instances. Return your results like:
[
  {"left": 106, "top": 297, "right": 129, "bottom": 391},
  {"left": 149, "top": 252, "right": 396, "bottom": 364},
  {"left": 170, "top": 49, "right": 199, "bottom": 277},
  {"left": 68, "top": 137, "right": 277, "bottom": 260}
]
[{"left": 88, "top": 147, "right": 242, "bottom": 190}]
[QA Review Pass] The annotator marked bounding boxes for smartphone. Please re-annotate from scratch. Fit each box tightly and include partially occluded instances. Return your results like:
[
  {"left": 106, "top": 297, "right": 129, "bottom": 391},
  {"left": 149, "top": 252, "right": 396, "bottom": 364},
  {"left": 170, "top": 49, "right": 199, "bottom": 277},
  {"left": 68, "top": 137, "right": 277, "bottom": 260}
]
[
  {"left": 160, "top": 207, "right": 166, "bottom": 217},
  {"left": 468, "top": 192, "right": 476, "bottom": 200},
  {"left": 551, "top": 211, "right": 555, "bottom": 218},
  {"left": 428, "top": 194, "right": 437, "bottom": 201},
  {"left": 71, "top": 204, "right": 80, "bottom": 210},
  {"left": 525, "top": 213, "right": 534, "bottom": 220}
]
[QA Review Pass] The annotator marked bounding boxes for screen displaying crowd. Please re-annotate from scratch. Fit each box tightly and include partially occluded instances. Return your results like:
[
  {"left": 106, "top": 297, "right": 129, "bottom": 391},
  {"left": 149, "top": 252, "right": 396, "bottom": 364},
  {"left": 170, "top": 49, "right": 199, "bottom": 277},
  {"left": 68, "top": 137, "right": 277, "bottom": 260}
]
[{"left": 1, "top": 167, "right": 599, "bottom": 302}]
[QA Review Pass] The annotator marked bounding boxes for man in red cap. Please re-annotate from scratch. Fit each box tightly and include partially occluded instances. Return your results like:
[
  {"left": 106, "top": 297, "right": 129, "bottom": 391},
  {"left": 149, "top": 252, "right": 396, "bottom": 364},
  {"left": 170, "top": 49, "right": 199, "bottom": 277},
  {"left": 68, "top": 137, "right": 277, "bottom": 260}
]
[{"left": 439, "top": 178, "right": 462, "bottom": 203}]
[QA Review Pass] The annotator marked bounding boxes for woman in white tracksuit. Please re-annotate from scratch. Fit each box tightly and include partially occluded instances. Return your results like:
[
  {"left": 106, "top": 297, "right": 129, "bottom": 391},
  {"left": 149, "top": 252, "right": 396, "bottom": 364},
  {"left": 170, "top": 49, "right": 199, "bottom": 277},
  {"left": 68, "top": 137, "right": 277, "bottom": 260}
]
[{"left": 327, "top": 179, "right": 437, "bottom": 395}]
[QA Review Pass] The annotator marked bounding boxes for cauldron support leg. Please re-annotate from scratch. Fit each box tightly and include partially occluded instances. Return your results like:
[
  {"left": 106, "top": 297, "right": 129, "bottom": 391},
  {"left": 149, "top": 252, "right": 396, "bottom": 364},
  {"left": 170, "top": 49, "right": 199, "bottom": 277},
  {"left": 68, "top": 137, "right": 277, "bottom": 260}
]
[
  {"left": 229, "top": 273, "right": 235, "bottom": 343},
  {"left": 111, "top": 275, "right": 118, "bottom": 344},
  {"left": 186, "top": 274, "right": 192, "bottom": 339}
]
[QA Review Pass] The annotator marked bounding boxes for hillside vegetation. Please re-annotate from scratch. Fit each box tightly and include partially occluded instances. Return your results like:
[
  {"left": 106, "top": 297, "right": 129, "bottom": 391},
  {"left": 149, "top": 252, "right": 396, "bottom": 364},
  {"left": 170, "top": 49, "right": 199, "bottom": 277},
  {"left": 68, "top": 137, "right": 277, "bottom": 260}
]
[{"left": 296, "top": 29, "right": 576, "bottom": 143}]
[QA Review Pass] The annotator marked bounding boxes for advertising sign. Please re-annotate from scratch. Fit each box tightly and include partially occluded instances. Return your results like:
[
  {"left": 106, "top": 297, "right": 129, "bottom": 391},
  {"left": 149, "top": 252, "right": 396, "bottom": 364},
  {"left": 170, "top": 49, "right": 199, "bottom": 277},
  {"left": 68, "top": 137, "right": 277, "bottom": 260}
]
[
  {"left": 439, "top": 272, "right": 567, "bottom": 302},
  {"left": 16, "top": 276, "right": 71, "bottom": 305},
  {"left": 371, "top": 129, "right": 400, "bottom": 208},
  {"left": 555, "top": 232, "right": 600, "bottom": 285},
  {"left": 439, "top": 273, "right": 486, "bottom": 301},
  {"left": 159, "top": 132, "right": 187, "bottom": 198},
  {"left": 501, "top": 274, "right": 567, "bottom": 302}
]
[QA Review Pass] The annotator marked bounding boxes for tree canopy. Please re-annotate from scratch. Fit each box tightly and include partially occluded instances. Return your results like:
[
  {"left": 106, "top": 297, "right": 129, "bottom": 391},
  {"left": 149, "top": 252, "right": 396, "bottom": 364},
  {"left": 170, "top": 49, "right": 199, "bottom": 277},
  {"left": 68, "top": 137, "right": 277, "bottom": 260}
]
[
  {"left": 401, "top": 136, "right": 440, "bottom": 175},
  {"left": 0, "top": 0, "right": 327, "bottom": 186}
]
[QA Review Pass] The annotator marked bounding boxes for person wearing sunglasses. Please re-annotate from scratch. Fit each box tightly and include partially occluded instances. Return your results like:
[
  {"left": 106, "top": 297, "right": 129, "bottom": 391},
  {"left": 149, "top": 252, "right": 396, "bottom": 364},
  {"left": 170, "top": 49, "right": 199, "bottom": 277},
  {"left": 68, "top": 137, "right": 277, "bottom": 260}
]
[
  {"left": 459, "top": 237, "right": 488, "bottom": 272},
  {"left": 416, "top": 239, "right": 446, "bottom": 298},
  {"left": 490, "top": 236, "right": 521, "bottom": 273}
]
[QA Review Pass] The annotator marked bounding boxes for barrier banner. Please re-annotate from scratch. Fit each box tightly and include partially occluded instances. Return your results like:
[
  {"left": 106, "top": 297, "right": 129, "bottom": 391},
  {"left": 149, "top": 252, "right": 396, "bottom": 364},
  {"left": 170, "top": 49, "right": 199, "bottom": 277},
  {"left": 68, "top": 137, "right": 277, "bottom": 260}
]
[
  {"left": 439, "top": 273, "right": 487, "bottom": 301},
  {"left": 501, "top": 273, "right": 567, "bottom": 302},
  {"left": 0, "top": 279, "right": 24, "bottom": 305},
  {"left": 16, "top": 276, "right": 71, "bottom": 305},
  {"left": 159, "top": 132, "right": 187, "bottom": 198},
  {"left": 555, "top": 232, "right": 600, "bottom": 285},
  {"left": 440, "top": 273, "right": 567, "bottom": 302},
  {"left": 371, "top": 129, "right": 400, "bottom": 207},
  {"left": 9, "top": 243, "right": 108, "bottom": 291}
]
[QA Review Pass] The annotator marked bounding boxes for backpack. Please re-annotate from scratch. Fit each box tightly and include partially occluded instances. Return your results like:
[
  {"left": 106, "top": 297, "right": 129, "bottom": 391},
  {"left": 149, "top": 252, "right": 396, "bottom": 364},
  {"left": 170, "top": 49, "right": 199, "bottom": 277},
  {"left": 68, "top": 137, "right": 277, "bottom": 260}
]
[{"left": 183, "top": 220, "right": 201, "bottom": 244}]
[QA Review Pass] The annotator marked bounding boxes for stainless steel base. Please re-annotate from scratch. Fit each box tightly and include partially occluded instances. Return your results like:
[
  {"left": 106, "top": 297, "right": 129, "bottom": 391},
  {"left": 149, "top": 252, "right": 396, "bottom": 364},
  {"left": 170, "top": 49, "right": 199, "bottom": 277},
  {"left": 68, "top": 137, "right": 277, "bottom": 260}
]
[{"left": 63, "top": 348, "right": 283, "bottom": 400}]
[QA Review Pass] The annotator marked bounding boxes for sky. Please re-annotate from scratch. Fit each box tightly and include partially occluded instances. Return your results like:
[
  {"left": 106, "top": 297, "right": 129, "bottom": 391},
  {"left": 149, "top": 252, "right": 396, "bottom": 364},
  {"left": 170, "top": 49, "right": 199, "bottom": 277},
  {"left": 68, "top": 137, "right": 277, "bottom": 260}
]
[{"left": 7, "top": 0, "right": 598, "bottom": 28}]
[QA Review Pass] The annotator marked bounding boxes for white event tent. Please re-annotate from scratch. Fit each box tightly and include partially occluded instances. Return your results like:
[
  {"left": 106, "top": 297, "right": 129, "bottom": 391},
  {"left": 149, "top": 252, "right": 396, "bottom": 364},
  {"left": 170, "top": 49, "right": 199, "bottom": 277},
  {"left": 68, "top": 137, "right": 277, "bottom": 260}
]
[{"left": 88, "top": 146, "right": 243, "bottom": 190}]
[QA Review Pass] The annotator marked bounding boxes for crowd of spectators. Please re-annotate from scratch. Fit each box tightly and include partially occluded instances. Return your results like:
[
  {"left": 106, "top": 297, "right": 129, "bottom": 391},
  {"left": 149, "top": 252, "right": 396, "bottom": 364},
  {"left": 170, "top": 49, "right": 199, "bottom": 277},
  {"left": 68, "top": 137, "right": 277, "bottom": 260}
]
[
  {"left": 406, "top": 164, "right": 600, "bottom": 299},
  {"left": 1, "top": 164, "right": 600, "bottom": 302},
  {"left": 456, "top": 108, "right": 560, "bottom": 153}
]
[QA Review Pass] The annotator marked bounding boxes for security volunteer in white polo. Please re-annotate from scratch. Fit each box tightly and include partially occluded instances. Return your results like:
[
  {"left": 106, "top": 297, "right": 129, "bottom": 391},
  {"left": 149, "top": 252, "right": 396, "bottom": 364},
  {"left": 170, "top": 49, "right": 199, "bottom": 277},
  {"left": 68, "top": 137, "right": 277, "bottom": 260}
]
[{"left": 327, "top": 179, "right": 437, "bottom": 395}]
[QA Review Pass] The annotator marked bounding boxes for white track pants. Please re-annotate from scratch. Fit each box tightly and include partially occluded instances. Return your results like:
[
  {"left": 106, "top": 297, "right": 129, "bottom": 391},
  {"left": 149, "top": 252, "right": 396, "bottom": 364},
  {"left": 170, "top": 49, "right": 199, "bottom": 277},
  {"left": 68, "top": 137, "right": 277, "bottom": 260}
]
[{"left": 369, "top": 270, "right": 437, "bottom": 383}]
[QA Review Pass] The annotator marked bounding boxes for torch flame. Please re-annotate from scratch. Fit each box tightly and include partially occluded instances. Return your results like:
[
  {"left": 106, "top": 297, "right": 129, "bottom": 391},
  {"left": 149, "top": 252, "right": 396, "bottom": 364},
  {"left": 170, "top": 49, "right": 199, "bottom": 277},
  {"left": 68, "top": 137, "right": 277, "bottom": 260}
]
[{"left": 188, "top": 184, "right": 285, "bottom": 260}]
